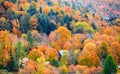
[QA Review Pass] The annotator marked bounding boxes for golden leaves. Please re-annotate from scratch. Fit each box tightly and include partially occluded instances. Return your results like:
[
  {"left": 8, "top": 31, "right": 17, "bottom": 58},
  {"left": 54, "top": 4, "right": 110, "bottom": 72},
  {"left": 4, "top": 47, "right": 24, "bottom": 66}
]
[
  {"left": 78, "top": 51, "right": 100, "bottom": 67},
  {"left": 45, "top": 46, "right": 58, "bottom": 61},
  {"left": 53, "top": 6, "right": 60, "bottom": 12},
  {"left": 0, "top": 49, "right": 10, "bottom": 66},
  {"left": 0, "top": 30, "right": 11, "bottom": 51},
  {"left": 72, "top": 34, "right": 82, "bottom": 49},
  {"left": 28, "top": 49, "right": 43, "bottom": 61},
  {"left": 43, "top": 6, "right": 50, "bottom": 14},
  {"left": 57, "top": 26, "right": 71, "bottom": 42},
  {"left": 83, "top": 42, "right": 97, "bottom": 52}
]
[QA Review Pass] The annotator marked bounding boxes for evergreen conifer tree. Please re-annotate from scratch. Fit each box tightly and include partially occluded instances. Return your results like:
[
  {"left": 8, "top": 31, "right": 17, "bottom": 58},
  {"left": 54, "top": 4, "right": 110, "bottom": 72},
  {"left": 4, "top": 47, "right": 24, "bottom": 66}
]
[{"left": 103, "top": 54, "right": 117, "bottom": 74}]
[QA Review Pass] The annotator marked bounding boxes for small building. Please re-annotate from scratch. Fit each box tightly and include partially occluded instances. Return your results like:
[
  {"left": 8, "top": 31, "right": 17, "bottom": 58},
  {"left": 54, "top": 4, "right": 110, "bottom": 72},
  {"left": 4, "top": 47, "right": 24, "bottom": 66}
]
[
  {"left": 58, "top": 50, "right": 70, "bottom": 61},
  {"left": 118, "top": 65, "right": 120, "bottom": 70}
]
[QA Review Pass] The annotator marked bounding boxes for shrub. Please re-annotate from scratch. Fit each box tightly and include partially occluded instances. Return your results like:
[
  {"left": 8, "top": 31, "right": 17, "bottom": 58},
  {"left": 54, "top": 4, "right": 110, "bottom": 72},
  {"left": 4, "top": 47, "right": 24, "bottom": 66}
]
[{"left": 50, "top": 59, "right": 60, "bottom": 67}]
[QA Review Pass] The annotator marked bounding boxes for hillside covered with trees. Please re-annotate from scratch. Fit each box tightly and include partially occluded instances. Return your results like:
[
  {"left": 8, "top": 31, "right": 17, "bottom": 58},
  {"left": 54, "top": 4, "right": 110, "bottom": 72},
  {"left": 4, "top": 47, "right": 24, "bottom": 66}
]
[{"left": 0, "top": 0, "right": 120, "bottom": 74}]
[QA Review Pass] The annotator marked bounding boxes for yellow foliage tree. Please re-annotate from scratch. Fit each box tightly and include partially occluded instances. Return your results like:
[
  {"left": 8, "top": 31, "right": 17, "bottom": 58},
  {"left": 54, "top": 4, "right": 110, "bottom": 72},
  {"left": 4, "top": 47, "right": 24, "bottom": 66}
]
[
  {"left": 60, "top": 65, "right": 68, "bottom": 74},
  {"left": 19, "top": 0, "right": 30, "bottom": 11},
  {"left": 78, "top": 51, "right": 100, "bottom": 67},
  {"left": 83, "top": 42, "right": 97, "bottom": 52},
  {"left": 57, "top": 26, "right": 71, "bottom": 49},
  {"left": 36, "top": 57, "right": 46, "bottom": 74}
]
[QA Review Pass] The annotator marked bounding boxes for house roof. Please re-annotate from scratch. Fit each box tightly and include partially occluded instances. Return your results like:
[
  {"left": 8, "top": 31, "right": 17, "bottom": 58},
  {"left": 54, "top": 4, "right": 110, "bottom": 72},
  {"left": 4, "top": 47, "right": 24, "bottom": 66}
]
[{"left": 58, "top": 50, "right": 70, "bottom": 56}]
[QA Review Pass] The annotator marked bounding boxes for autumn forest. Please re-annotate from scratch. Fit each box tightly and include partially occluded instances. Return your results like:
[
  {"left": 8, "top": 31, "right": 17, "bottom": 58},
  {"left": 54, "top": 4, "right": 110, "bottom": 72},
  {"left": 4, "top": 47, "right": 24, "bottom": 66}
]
[{"left": 0, "top": 0, "right": 120, "bottom": 74}]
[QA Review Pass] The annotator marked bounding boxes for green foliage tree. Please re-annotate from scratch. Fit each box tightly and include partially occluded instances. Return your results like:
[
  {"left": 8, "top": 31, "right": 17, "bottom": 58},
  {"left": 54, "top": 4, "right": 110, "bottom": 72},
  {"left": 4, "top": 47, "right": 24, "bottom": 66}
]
[
  {"left": 7, "top": 41, "right": 26, "bottom": 71},
  {"left": 0, "top": 0, "right": 5, "bottom": 6},
  {"left": 64, "top": 15, "right": 73, "bottom": 31},
  {"left": 72, "top": 2, "right": 77, "bottom": 10},
  {"left": 48, "top": 9, "right": 55, "bottom": 16},
  {"left": 0, "top": 11, "right": 4, "bottom": 17},
  {"left": 6, "top": 8, "right": 18, "bottom": 20},
  {"left": 39, "top": 7, "right": 42, "bottom": 14},
  {"left": 0, "top": 19, "right": 12, "bottom": 31},
  {"left": 20, "top": 13, "right": 31, "bottom": 33},
  {"left": 50, "top": 59, "right": 60, "bottom": 67},
  {"left": 103, "top": 54, "right": 117, "bottom": 74},
  {"left": 116, "top": 36, "right": 120, "bottom": 43},
  {"left": 9, "top": 0, "right": 17, "bottom": 3},
  {"left": 14, "top": 42, "right": 26, "bottom": 60},
  {"left": 74, "top": 22, "right": 94, "bottom": 34},
  {"left": 36, "top": 14, "right": 56, "bottom": 35},
  {"left": 100, "top": 42, "right": 110, "bottom": 60},
  {"left": 91, "top": 22, "right": 98, "bottom": 30},
  {"left": 27, "top": 31, "right": 34, "bottom": 48},
  {"left": 27, "top": 4, "right": 37, "bottom": 16},
  {"left": 46, "top": 0, "right": 54, "bottom": 6}
]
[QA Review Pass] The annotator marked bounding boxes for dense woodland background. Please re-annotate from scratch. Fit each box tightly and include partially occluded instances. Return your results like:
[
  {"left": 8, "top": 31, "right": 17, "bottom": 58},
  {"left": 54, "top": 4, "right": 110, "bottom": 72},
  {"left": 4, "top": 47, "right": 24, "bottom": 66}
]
[{"left": 0, "top": 0, "right": 120, "bottom": 74}]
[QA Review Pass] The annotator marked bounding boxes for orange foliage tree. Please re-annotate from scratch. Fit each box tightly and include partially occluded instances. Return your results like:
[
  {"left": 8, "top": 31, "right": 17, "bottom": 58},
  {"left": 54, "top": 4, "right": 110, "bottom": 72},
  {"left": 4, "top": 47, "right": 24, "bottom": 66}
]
[
  {"left": 43, "top": 6, "right": 50, "bottom": 14},
  {"left": 72, "top": 34, "right": 82, "bottom": 49},
  {"left": 101, "top": 34, "right": 110, "bottom": 44},
  {"left": 45, "top": 46, "right": 58, "bottom": 61},
  {"left": 65, "top": 6, "right": 72, "bottom": 13},
  {"left": 53, "top": 5, "right": 60, "bottom": 13},
  {"left": 94, "top": 13, "right": 100, "bottom": 20},
  {"left": 57, "top": 26, "right": 71, "bottom": 50},
  {"left": 0, "top": 48, "right": 10, "bottom": 67},
  {"left": 63, "top": 41, "right": 72, "bottom": 50},
  {"left": 19, "top": 60, "right": 37, "bottom": 74},
  {"left": 49, "top": 26, "right": 71, "bottom": 50},
  {"left": 78, "top": 51, "right": 100, "bottom": 67},
  {"left": 28, "top": 49, "right": 43, "bottom": 61},
  {"left": 4, "top": 1, "right": 12, "bottom": 8},
  {"left": 0, "top": 30, "right": 11, "bottom": 51},
  {"left": 12, "top": 27, "right": 21, "bottom": 37},
  {"left": 83, "top": 42, "right": 97, "bottom": 52},
  {"left": 87, "top": 12, "right": 93, "bottom": 21},
  {"left": 110, "top": 42, "right": 120, "bottom": 63},
  {"left": 0, "top": 31, "right": 11, "bottom": 67},
  {"left": 103, "top": 27, "right": 115, "bottom": 35},
  {"left": 38, "top": 43, "right": 47, "bottom": 53}
]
